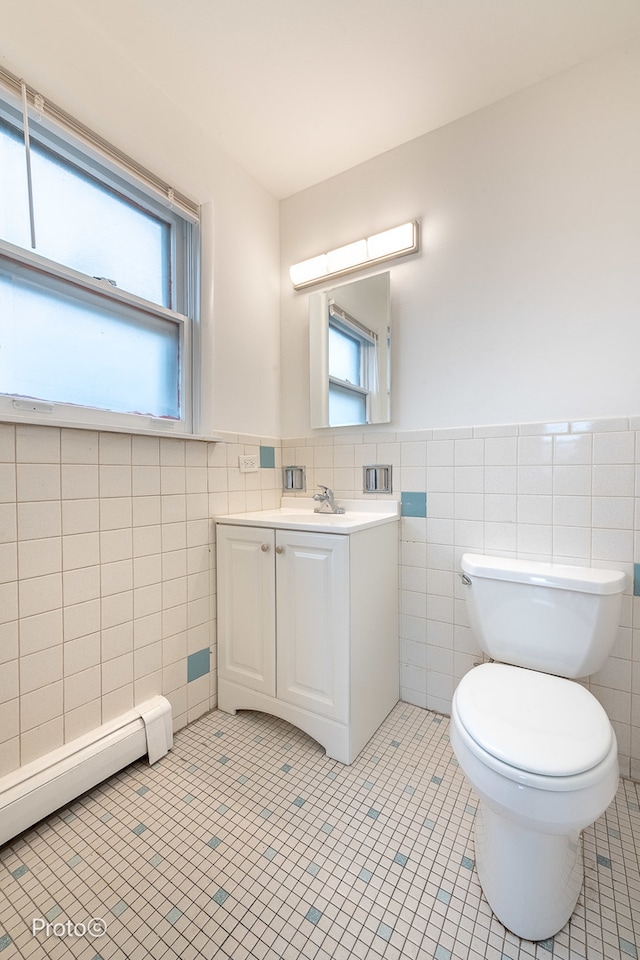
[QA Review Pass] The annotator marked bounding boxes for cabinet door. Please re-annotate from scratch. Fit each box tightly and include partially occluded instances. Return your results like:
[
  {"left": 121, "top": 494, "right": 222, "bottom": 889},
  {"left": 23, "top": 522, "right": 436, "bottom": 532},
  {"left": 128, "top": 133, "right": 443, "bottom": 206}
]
[
  {"left": 217, "top": 524, "right": 276, "bottom": 696},
  {"left": 275, "top": 530, "right": 349, "bottom": 722}
]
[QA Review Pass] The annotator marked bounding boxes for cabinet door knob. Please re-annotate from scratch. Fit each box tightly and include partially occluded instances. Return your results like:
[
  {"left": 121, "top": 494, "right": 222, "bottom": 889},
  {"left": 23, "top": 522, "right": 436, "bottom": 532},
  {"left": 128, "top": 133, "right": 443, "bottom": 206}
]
[
  {"left": 260, "top": 543, "right": 269, "bottom": 552},
  {"left": 275, "top": 546, "right": 284, "bottom": 554}
]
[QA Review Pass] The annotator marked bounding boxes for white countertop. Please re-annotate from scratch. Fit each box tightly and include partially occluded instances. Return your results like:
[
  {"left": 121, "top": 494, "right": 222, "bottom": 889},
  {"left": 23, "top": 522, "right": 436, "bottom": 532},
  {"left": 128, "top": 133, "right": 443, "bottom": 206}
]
[{"left": 215, "top": 497, "right": 399, "bottom": 534}]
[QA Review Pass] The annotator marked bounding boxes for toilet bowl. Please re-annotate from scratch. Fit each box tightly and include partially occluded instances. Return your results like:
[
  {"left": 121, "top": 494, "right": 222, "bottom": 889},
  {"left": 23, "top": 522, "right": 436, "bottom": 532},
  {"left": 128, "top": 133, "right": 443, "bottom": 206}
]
[
  {"left": 450, "top": 662, "right": 619, "bottom": 941},
  {"left": 451, "top": 554, "right": 626, "bottom": 941}
]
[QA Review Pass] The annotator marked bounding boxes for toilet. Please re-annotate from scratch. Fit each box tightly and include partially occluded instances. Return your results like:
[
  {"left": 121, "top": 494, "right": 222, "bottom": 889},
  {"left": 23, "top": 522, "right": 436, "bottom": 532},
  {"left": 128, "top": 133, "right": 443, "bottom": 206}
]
[{"left": 450, "top": 553, "right": 626, "bottom": 941}]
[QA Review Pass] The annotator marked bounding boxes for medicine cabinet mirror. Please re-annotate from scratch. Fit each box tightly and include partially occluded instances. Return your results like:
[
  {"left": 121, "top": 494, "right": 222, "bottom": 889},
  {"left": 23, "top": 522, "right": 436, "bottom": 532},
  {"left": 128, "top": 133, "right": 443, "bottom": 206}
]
[{"left": 309, "top": 271, "right": 390, "bottom": 428}]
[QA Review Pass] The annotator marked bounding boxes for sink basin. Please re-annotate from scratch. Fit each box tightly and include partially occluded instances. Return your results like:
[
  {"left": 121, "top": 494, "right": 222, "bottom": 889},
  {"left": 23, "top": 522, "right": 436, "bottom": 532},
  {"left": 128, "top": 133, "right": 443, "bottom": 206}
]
[{"left": 215, "top": 498, "right": 399, "bottom": 534}]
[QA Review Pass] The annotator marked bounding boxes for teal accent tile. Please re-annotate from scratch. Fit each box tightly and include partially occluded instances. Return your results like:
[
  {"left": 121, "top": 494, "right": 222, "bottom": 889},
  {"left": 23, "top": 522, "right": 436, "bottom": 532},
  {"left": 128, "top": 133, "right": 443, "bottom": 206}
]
[
  {"left": 306, "top": 862, "right": 321, "bottom": 876},
  {"left": 597, "top": 854, "right": 612, "bottom": 868},
  {"left": 183, "top": 794, "right": 195, "bottom": 804},
  {"left": 327, "top": 770, "right": 338, "bottom": 780},
  {"left": 260, "top": 446, "right": 275, "bottom": 468},
  {"left": 394, "top": 852, "right": 408, "bottom": 867},
  {"left": 132, "top": 823, "right": 147, "bottom": 835},
  {"left": 281, "top": 764, "right": 292, "bottom": 773},
  {"left": 217, "top": 803, "right": 229, "bottom": 815},
  {"left": 320, "top": 823, "right": 333, "bottom": 834},
  {"left": 111, "top": 901, "right": 128, "bottom": 917},
  {"left": 213, "top": 888, "right": 229, "bottom": 906},
  {"left": 367, "top": 808, "right": 380, "bottom": 819},
  {"left": 149, "top": 854, "right": 163, "bottom": 867},
  {"left": 362, "top": 781, "right": 374, "bottom": 791},
  {"left": 214, "top": 730, "right": 223, "bottom": 738},
  {"left": 207, "top": 836, "right": 222, "bottom": 849},
  {"left": 187, "top": 764, "right": 198, "bottom": 772},
  {"left": 608, "top": 827, "right": 621, "bottom": 839},
  {"left": 61, "top": 811, "right": 76, "bottom": 823},
  {"left": 0, "top": 935, "right": 13, "bottom": 951},
  {"left": 260, "top": 808, "right": 272, "bottom": 819},
  {"left": 219, "top": 756, "right": 229, "bottom": 764},
  {"left": 621, "top": 939, "right": 638, "bottom": 958},
  {"left": 378, "top": 923, "right": 393, "bottom": 941},
  {"left": 391, "top": 739, "right": 400, "bottom": 747},
  {"left": 67, "top": 855, "right": 82, "bottom": 868},
  {"left": 404, "top": 785, "right": 415, "bottom": 795},
  {"left": 263, "top": 847, "right": 277, "bottom": 861},
  {"left": 187, "top": 647, "right": 210, "bottom": 682},
  {"left": 359, "top": 868, "right": 373, "bottom": 882},
  {"left": 465, "top": 804, "right": 477, "bottom": 816},
  {"left": 45, "top": 906, "right": 62, "bottom": 922},
  {"left": 435, "top": 947, "right": 451, "bottom": 960},
  {"left": 100, "top": 812, "right": 112, "bottom": 822},
  {"left": 539, "top": 939, "right": 554, "bottom": 953},
  {"left": 11, "top": 865, "right": 28, "bottom": 879},
  {"left": 431, "top": 775, "right": 442, "bottom": 785},
  {"left": 423, "top": 817, "right": 436, "bottom": 830},
  {"left": 401, "top": 491, "right": 427, "bottom": 517},
  {"left": 238, "top": 775, "right": 249, "bottom": 784},
  {"left": 293, "top": 796, "right": 305, "bottom": 807},
  {"left": 305, "top": 907, "right": 322, "bottom": 925},
  {"left": 436, "top": 888, "right": 451, "bottom": 905},
  {"left": 165, "top": 907, "right": 182, "bottom": 925},
  {"left": 634, "top": 563, "right": 640, "bottom": 596},
  {"left": 136, "top": 785, "right": 149, "bottom": 795},
  {"left": 461, "top": 855, "right": 475, "bottom": 870}
]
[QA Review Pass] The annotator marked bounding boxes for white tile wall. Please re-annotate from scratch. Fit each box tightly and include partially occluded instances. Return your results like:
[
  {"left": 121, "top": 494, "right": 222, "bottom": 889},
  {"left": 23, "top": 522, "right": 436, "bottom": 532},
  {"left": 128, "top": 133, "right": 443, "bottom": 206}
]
[
  {"left": 0, "top": 423, "right": 282, "bottom": 780},
  {"left": 4, "top": 417, "right": 640, "bottom": 787},
  {"left": 283, "top": 415, "right": 640, "bottom": 781}
]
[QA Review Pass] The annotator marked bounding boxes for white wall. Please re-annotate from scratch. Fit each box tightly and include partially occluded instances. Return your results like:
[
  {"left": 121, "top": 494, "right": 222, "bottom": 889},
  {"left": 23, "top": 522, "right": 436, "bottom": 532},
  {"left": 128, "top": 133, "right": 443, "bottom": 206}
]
[
  {"left": 0, "top": 6, "right": 283, "bottom": 776},
  {"left": 279, "top": 40, "right": 640, "bottom": 780},
  {"left": 280, "top": 39, "right": 640, "bottom": 437},
  {"left": 2, "top": 2, "right": 281, "bottom": 438}
]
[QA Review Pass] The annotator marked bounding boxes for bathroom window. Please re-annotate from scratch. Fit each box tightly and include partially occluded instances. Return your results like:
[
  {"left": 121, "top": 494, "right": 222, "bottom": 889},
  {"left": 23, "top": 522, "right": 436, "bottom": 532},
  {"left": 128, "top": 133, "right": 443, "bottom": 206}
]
[
  {"left": 0, "top": 86, "right": 199, "bottom": 434},
  {"left": 327, "top": 302, "right": 376, "bottom": 426}
]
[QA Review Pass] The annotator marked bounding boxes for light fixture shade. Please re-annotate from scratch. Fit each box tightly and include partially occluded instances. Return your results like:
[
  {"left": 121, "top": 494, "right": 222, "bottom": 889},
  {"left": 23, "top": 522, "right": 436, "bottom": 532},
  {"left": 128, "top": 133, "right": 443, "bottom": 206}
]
[
  {"left": 367, "top": 222, "right": 416, "bottom": 260},
  {"left": 289, "top": 253, "right": 328, "bottom": 287},
  {"left": 290, "top": 221, "right": 419, "bottom": 289},
  {"left": 326, "top": 239, "right": 368, "bottom": 273}
]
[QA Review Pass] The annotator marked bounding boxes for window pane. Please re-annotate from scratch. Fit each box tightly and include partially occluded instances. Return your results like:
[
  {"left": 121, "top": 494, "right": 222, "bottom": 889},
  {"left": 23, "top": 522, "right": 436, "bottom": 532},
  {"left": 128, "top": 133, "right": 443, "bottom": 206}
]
[
  {"left": 329, "top": 382, "right": 366, "bottom": 426},
  {"left": 328, "top": 325, "right": 361, "bottom": 385},
  {"left": 0, "top": 117, "right": 170, "bottom": 307},
  {"left": 0, "top": 267, "right": 180, "bottom": 419}
]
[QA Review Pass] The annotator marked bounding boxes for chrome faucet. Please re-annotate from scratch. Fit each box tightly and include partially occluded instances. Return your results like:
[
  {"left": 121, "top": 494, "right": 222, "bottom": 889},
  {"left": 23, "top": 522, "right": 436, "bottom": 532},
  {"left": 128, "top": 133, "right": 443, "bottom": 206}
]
[{"left": 312, "top": 484, "right": 345, "bottom": 514}]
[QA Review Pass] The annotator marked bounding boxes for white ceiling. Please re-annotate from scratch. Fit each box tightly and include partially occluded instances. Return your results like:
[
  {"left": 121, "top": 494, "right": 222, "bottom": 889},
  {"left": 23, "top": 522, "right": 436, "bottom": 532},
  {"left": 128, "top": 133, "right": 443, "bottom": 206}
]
[{"left": 9, "top": 0, "right": 640, "bottom": 199}]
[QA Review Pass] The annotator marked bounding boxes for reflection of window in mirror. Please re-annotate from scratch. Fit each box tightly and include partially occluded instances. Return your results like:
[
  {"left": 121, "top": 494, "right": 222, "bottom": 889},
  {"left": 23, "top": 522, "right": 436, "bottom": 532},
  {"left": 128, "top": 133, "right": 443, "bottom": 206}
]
[
  {"left": 327, "top": 301, "right": 377, "bottom": 425},
  {"left": 309, "top": 271, "right": 390, "bottom": 429}
]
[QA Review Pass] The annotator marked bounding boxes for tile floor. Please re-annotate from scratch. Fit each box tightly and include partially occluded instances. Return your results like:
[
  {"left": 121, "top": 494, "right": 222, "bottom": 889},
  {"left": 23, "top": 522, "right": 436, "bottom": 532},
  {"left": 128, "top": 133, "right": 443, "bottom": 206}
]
[{"left": 0, "top": 703, "right": 639, "bottom": 960}]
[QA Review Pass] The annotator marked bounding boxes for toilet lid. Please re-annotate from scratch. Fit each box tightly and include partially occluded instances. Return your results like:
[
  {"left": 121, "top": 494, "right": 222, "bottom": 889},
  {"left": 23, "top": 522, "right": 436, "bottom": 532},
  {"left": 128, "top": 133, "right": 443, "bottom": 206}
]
[{"left": 455, "top": 663, "right": 613, "bottom": 777}]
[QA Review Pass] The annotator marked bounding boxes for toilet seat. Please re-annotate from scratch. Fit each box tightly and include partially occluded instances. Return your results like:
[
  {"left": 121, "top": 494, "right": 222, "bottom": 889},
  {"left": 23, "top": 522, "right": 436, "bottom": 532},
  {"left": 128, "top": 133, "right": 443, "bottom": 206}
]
[{"left": 455, "top": 662, "right": 613, "bottom": 778}]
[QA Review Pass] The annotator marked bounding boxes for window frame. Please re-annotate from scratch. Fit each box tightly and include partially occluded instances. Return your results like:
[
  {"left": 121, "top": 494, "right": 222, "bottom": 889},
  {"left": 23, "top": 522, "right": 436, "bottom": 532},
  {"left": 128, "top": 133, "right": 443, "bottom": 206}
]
[
  {"left": 327, "top": 303, "right": 377, "bottom": 425},
  {"left": 0, "top": 84, "right": 200, "bottom": 437}
]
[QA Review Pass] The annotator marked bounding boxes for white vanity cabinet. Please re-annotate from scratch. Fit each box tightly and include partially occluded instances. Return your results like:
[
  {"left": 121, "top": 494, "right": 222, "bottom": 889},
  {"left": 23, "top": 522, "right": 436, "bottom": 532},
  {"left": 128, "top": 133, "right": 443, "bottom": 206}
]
[{"left": 216, "top": 506, "right": 398, "bottom": 764}]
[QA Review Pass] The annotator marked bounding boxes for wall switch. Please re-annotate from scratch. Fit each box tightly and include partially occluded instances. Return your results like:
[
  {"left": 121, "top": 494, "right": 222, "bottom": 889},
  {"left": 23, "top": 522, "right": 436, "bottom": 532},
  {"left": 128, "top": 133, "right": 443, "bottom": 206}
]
[{"left": 238, "top": 454, "right": 259, "bottom": 473}]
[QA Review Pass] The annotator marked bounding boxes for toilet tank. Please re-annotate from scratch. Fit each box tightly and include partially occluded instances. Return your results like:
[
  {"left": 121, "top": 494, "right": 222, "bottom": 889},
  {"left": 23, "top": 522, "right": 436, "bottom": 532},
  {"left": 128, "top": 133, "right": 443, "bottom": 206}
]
[{"left": 460, "top": 554, "right": 626, "bottom": 678}]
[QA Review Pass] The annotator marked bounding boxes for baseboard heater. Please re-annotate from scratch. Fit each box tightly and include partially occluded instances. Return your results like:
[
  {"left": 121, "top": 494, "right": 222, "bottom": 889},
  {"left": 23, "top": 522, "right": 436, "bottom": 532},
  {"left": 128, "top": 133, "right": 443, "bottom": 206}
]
[{"left": 0, "top": 696, "right": 173, "bottom": 848}]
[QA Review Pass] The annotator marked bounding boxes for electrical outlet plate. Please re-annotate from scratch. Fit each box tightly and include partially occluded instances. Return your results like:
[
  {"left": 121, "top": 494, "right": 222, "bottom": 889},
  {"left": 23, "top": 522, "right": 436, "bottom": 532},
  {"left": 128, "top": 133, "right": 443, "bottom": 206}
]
[{"left": 238, "top": 454, "right": 259, "bottom": 473}]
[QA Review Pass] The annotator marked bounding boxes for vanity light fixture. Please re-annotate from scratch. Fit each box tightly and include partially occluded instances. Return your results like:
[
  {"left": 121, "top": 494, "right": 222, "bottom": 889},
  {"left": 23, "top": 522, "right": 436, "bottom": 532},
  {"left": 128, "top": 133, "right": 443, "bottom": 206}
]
[{"left": 290, "top": 220, "right": 419, "bottom": 290}]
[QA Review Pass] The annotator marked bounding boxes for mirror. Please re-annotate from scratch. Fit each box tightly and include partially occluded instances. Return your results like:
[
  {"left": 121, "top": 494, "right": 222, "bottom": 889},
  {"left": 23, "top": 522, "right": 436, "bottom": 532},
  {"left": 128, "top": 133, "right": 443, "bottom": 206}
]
[{"left": 309, "top": 272, "right": 390, "bottom": 428}]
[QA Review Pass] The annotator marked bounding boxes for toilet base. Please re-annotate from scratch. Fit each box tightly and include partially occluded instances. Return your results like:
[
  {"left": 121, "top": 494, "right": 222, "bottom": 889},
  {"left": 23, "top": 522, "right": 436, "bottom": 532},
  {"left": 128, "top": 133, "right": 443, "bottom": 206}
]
[{"left": 475, "top": 798, "right": 583, "bottom": 941}]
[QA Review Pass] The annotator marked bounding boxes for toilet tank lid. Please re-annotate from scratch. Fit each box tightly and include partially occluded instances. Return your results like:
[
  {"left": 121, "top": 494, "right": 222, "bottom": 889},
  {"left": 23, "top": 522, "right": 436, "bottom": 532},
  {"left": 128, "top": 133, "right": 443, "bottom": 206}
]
[{"left": 461, "top": 554, "right": 626, "bottom": 595}]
